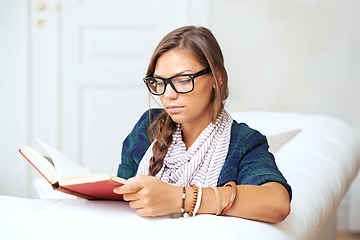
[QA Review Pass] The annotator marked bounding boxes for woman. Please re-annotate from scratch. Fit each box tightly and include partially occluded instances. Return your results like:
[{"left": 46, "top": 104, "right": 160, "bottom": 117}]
[{"left": 114, "top": 26, "right": 291, "bottom": 223}]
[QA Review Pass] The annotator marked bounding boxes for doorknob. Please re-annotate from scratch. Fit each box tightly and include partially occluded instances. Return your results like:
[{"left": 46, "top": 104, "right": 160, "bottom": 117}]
[{"left": 36, "top": 1, "right": 60, "bottom": 11}]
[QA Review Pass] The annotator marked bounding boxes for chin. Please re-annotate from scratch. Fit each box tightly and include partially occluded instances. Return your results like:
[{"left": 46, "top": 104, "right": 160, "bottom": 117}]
[
  {"left": 168, "top": 116, "right": 182, "bottom": 124},
  {"left": 167, "top": 113, "right": 185, "bottom": 124}
]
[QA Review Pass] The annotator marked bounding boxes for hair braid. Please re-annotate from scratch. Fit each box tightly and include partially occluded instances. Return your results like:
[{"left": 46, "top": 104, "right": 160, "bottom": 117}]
[{"left": 148, "top": 111, "right": 176, "bottom": 176}]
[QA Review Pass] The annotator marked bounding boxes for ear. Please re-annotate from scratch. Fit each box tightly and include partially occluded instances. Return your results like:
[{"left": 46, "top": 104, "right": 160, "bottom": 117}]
[{"left": 212, "top": 68, "right": 223, "bottom": 88}]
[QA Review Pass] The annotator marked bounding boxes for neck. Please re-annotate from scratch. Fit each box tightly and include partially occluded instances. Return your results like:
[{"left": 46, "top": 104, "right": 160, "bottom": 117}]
[{"left": 181, "top": 117, "right": 212, "bottom": 149}]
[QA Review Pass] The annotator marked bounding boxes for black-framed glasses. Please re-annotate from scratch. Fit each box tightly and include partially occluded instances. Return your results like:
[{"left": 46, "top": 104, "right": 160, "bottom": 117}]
[{"left": 143, "top": 67, "right": 212, "bottom": 96}]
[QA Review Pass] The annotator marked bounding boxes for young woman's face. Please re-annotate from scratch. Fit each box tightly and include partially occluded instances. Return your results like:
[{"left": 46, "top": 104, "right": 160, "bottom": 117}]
[{"left": 154, "top": 49, "right": 214, "bottom": 126}]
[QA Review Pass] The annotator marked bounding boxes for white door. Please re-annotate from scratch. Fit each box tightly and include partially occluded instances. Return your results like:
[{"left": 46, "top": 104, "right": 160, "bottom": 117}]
[
  {"left": 0, "top": 0, "right": 211, "bottom": 198},
  {"left": 59, "top": 0, "right": 210, "bottom": 174},
  {"left": 29, "top": 0, "right": 212, "bottom": 184}
]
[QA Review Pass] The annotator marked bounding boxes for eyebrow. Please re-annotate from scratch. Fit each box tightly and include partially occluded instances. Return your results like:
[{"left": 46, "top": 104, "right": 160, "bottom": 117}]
[{"left": 153, "top": 70, "right": 192, "bottom": 78}]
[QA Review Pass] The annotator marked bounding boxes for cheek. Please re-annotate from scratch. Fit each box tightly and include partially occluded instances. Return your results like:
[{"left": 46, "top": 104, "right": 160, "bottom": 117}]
[
  {"left": 159, "top": 96, "right": 165, "bottom": 106},
  {"left": 191, "top": 84, "right": 214, "bottom": 106}
]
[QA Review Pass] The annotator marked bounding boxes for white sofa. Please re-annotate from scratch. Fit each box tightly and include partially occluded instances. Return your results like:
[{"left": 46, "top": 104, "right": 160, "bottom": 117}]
[{"left": 1, "top": 111, "right": 359, "bottom": 240}]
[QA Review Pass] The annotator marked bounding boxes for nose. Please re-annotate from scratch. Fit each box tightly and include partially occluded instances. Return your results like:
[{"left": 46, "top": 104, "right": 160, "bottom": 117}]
[{"left": 162, "top": 83, "right": 178, "bottom": 99}]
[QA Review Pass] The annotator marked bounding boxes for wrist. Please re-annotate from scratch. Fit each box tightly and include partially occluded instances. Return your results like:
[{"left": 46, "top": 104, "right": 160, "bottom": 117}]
[{"left": 172, "top": 186, "right": 185, "bottom": 214}]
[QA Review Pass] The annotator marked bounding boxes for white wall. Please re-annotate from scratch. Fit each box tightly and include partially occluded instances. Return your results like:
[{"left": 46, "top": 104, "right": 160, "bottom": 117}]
[
  {"left": 212, "top": 0, "right": 360, "bottom": 138},
  {"left": 0, "top": 0, "right": 30, "bottom": 198}
]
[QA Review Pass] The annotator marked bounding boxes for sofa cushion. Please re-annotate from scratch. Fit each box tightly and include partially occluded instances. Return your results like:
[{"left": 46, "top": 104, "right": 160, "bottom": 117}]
[{"left": 267, "top": 129, "right": 301, "bottom": 153}]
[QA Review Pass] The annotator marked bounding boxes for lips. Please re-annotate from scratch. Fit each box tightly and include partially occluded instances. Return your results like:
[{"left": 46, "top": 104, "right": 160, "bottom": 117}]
[{"left": 166, "top": 105, "right": 184, "bottom": 114}]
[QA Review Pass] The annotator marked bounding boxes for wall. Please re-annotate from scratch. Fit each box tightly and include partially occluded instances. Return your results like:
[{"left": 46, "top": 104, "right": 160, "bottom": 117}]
[
  {"left": 0, "top": 0, "right": 30, "bottom": 198},
  {"left": 212, "top": 0, "right": 360, "bottom": 138}
]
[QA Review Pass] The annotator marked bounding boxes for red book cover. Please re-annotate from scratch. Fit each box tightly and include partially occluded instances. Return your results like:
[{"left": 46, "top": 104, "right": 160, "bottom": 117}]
[{"left": 58, "top": 178, "right": 125, "bottom": 200}]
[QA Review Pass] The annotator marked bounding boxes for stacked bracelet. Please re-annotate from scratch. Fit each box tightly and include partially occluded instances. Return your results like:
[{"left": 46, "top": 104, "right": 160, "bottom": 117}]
[
  {"left": 220, "top": 181, "right": 237, "bottom": 216},
  {"left": 188, "top": 184, "right": 198, "bottom": 217},
  {"left": 193, "top": 187, "right": 202, "bottom": 216},
  {"left": 210, "top": 186, "right": 222, "bottom": 215},
  {"left": 179, "top": 182, "right": 237, "bottom": 218},
  {"left": 181, "top": 185, "right": 186, "bottom": 216},
  {"left": 179, "top": 184, "right": 204, "bottom": 218}
]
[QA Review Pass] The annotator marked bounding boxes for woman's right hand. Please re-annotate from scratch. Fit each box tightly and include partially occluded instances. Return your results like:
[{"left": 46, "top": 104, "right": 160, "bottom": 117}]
[{"left": 113, "top": 175, "right": 182, "bottom": 217}]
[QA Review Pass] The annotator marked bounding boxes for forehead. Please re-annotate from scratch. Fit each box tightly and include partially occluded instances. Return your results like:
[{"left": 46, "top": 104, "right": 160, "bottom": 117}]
[{"left": 154, "top": 49, "right": 203, "bottom": 77}]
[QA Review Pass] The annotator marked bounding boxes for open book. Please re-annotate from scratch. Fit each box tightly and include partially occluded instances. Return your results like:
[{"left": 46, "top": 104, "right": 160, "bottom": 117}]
[{"left": 19, "top": 139, "right": 126, "bottom": 200}]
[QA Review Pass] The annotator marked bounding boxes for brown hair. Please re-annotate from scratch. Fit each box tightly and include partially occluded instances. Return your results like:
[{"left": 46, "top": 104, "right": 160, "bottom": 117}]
[{"left": 146, "top": 26, "right": 229, "bottom": 176}]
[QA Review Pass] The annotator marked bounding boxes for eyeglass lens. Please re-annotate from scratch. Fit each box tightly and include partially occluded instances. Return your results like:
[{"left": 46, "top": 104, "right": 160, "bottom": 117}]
[{"left": 146, "top": 75, "right": 193, "bottom": 95}]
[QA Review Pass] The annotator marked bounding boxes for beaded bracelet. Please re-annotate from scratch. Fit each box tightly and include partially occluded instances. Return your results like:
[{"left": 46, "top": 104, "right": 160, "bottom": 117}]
[
  {"left": 188, "top": 184, "right": 198, "bottom": 217},
  {"left": 210, "top": 186, "right": 222, "bottom": 216},
  {"left": 192, "top": 186, "right": 202, "bottom": 216},
  {"left": 220, "top": 181, "right": 237, "bottom": 216},
  {"left": 181, "top": 185, "right": 186, "bottom": 216}
]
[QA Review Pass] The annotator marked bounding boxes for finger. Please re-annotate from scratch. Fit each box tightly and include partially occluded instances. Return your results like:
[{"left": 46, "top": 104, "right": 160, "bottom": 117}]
[
  {"left": 113, "top": 179, "right": 144, "bottom": 195},
  {"left": 128, "top": 199, "right": 143, "bottom": 210},
  {"left": 122, "top": 192, "right": 139, "bottom": 202},
  {"left": 113, "top": 186, "right": 124, "bottom": 194},
  {"left": 135, "top": 208, "right": 152, "bottom": 217}
]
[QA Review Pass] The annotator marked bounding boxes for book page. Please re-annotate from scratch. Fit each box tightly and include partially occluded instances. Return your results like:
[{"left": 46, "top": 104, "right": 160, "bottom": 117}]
[
  {"left": 19, "top": 147, "right": 58, "bottom": 184},
  {"left": 37, "top": 138, "right": 90, "bottom": 179}
]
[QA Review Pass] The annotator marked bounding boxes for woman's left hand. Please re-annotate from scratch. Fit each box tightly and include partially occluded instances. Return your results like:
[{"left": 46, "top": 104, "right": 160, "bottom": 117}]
[{"left": 113, "top": 175, "right": 181, "bottom": 217}]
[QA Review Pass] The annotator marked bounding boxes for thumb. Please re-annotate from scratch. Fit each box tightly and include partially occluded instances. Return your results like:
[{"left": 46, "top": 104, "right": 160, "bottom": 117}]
[{"left": 113, "top": 177, "right": 142, "bottom": 195}]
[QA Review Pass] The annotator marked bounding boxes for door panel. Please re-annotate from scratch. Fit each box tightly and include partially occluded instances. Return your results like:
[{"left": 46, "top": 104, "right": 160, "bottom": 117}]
[
  {"left": 81, "top": 87, "right": 149, "bottom": 173},
  {"left": 60, "top": 0, "right": 200, "bottom": 174}
]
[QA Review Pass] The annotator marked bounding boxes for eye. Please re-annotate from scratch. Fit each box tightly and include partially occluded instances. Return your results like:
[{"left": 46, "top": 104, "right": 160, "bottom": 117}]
[
  {"left": 156, "top": 81, "right": 165, "bottom": 87},
  {"left": 173, "top": 76, "right": 192, "bottom": 85},
  {"left": 179, "top": 79, "right": 191, "bottom": 84}
]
